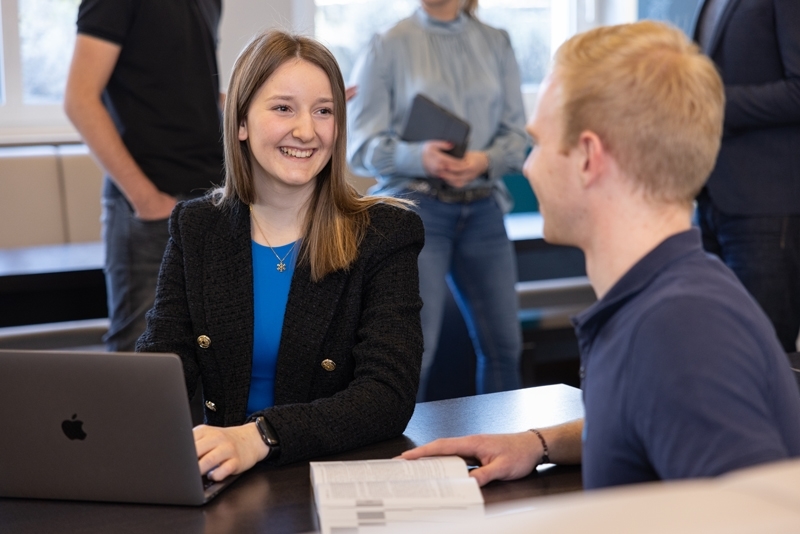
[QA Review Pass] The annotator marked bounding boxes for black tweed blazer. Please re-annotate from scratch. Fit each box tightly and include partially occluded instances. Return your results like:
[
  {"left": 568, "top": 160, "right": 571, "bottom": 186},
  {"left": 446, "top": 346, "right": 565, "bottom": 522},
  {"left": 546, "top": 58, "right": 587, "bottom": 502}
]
[{"left": 137, "top": 198, "right": 424, "bottom": 465}]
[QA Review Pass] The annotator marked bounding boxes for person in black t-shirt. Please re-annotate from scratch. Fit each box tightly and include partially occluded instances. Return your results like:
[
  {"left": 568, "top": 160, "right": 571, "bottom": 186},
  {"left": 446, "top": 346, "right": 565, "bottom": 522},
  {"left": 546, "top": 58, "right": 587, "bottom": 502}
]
[{"left": 64, "top": 0, "right": 225, "bottom": 352}]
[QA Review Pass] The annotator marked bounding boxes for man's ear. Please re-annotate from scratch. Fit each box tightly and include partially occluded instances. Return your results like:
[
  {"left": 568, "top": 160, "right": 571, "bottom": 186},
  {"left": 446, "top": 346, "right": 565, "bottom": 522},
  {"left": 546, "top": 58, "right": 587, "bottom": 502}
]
[
  {"left": 577, "top": 130, "right": 606, "bottom": 188},
  {"left": 238, "top": 119, "right": 248, "bottom": 141}
]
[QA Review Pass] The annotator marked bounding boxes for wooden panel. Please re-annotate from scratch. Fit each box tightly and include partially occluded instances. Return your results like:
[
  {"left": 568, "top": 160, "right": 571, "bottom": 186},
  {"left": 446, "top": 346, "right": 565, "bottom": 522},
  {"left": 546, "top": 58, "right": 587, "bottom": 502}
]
[
  {"left": 0, "top": 146, "right": 64, "bottom": 248},
  {"left": 58, "top": 144, "right": 103, "bottom": 243}
]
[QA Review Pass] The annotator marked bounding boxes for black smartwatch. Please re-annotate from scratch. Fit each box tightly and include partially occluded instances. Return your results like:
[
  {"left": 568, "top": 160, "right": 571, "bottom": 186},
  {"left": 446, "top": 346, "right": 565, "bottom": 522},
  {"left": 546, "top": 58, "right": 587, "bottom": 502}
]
[{"left": 253, "top": 416, "right": 280, "bottom": 460}]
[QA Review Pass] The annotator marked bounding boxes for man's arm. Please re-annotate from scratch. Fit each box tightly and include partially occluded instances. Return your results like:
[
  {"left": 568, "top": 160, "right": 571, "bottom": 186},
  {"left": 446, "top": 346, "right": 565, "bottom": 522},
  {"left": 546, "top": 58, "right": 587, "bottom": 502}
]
[
  {"left": 400, "top": 419, "right": 583, "bottom": 487},
  {"left": 64, "top": 33, "right": 176, "bottom": 220},
  {"left": 723, "top": 0, "right": 800, "bottom": 130}
]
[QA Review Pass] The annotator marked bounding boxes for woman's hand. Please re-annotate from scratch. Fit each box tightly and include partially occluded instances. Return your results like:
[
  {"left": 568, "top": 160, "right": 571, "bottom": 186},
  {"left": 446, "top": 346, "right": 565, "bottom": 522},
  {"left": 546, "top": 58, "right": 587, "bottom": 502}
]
[
  {"left": 422, "top": 142, "right": 490, "bottom": 188},
  {"left": 421, "top": 140, "right": 460, "bottom": 179},
  {"left": 194, "top": 423, "right": 270, "bottom": 481},
  {"left": 439, "top": 151, "right": 490, "bottom": 188}
]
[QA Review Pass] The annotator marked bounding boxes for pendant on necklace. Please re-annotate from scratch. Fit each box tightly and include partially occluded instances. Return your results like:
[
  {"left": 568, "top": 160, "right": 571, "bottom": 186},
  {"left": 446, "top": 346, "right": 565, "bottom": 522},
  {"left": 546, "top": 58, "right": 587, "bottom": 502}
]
[{"left": 276, "top": 262, "right": 287, "bottom": 272}]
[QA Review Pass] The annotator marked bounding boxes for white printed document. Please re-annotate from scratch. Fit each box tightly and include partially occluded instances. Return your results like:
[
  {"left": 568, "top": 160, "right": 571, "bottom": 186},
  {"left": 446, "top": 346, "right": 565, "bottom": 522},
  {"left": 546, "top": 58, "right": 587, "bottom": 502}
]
[{"left": 310, "top": 457, "right": 484, "bottom": 534}]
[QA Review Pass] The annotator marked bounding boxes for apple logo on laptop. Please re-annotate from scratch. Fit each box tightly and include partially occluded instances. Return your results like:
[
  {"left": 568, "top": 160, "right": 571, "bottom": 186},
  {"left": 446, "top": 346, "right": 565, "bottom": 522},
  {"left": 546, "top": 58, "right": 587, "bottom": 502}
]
[{"left": 62, "top": 414, "right": 87, "bottom": 440}]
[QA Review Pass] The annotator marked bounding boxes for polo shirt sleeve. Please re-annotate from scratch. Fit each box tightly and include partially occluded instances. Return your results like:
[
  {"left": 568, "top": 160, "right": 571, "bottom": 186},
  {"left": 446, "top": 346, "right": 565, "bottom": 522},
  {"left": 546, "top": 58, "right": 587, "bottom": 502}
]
[
  {"left": 76, "top": 0, "right": 138, "bottom": 45},
  {"left": 625, "top": 296, "right": 791, "bottom": 480}
]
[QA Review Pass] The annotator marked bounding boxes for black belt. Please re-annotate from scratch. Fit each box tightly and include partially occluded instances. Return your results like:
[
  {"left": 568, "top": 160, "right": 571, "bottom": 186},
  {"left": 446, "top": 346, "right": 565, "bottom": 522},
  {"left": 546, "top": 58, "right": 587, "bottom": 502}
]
[{"left": 407, "top": 179, "right": 493, "bottom": 204}]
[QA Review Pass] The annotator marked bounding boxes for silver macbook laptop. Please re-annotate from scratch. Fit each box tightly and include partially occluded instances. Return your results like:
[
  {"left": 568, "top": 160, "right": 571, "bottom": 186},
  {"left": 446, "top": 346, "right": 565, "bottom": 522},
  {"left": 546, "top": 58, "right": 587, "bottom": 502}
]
[{"left": 0, "top": 349, "right": 237, "bottom": 506}]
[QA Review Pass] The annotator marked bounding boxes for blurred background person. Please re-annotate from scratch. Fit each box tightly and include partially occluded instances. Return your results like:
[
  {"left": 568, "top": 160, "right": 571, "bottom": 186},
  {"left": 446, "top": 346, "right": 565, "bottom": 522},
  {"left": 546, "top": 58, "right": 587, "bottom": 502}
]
[
  {"left": 693, "top": 0, "right": 800, "bottom": 352},
  {"left": 348, "top": 0, "right": 530, "bottom": 400},
  {"left": 64, "top": 0, "right": 225, "bottom": 351}
]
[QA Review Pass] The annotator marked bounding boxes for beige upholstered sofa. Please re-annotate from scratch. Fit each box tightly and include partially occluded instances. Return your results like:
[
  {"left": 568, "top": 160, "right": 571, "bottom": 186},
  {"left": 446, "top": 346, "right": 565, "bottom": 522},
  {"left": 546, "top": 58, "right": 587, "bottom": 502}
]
[{"left": 0, "top": 144, "right": 103, "bottom": 248}]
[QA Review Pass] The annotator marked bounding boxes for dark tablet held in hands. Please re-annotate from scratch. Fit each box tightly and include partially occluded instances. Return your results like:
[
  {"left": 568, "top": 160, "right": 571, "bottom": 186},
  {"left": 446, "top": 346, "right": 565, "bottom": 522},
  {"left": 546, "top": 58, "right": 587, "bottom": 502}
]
[{"left": 401, "top": 94, "right": 471, "bottom": 158}]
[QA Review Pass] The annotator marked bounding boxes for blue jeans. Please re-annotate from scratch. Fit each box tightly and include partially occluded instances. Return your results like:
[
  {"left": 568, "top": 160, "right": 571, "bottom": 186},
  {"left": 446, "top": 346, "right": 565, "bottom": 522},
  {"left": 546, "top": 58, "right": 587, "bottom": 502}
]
[
  {"left": 408, "top": 192, "right": 522, "bottom": 400},
  {"left": 697, "top": 192, "right": 800, "bottom": 352},
  {"left": 102, "top": 180, "right": 171, "bottom": 352}
]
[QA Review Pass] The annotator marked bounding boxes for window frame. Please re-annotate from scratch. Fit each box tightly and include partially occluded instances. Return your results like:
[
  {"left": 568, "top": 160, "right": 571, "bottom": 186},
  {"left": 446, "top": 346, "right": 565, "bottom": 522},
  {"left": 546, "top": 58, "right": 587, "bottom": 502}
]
[
  {"left": 0, "top": 0, "right": 637, "bottom": 146},
  {"left": 0, "top": 0, "right": 79, "bottom": 144}
]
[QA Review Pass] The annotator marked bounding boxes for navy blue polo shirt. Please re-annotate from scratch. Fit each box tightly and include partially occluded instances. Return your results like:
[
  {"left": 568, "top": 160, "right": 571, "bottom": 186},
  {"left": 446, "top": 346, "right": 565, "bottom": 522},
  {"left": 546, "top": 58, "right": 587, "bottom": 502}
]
[{"left": 573, "top": 229, "right": 800, "bottom": 489}]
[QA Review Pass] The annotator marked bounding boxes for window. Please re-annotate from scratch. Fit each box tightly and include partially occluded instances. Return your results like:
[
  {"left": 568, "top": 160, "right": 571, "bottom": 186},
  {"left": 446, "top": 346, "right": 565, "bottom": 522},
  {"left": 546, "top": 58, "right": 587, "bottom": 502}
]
[
  {"left": 638, "top": 0, "right": 701, "bottom": 36},
  {"left": 0, "top": 0, "right": 80, "bottom": 143},
  {"left": 315, "top": 0, "right": 557, "bottom": 90},
  {"left": 0, "top": 0, "right": 623, "bottom": 144},
  {"left": 314, "top": 0, "right": 416, "bottom": 84},
  {"left": 19, "top": 0, "right": 79, "bottom": 104},
  {"left": 477, "top": 1, "right": 552, "bottom": 88}
]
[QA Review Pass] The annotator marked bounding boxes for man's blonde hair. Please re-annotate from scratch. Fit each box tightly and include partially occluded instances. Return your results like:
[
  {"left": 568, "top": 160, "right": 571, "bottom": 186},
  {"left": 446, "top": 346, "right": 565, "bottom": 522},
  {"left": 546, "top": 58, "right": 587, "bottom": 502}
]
[{"left": 553, "top": 21, "right": 724, "bottom": 205}]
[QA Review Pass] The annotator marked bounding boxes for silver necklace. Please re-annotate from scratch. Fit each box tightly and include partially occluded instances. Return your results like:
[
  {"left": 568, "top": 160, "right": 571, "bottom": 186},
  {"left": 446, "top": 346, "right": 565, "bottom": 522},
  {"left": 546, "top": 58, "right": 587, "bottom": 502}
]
[{"left": 250, "top": 205, "right": 297, "bottom": 272}]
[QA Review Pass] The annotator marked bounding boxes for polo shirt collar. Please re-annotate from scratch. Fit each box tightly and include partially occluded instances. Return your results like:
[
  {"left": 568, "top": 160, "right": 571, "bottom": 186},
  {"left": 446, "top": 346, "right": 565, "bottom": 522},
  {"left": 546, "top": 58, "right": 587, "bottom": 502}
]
[{"left": 572, "top": 228, "right": 703, "bottom": 341}]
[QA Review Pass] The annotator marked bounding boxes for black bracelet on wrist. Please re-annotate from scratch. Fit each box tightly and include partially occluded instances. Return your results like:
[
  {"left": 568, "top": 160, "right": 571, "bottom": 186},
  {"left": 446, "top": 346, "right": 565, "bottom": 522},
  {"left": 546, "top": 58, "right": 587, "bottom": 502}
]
[{"left": 529, "top": 428, "right": 551, "bottom": 464}]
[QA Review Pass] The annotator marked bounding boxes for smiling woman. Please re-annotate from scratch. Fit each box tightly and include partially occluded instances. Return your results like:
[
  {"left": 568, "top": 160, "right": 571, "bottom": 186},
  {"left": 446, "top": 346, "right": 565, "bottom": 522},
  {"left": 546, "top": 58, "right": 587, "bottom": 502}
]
[
  {"left": 136, "top": 30, "right": 425, "bottom": 481},
  {"left": 237, "top": 59, "right": 335, "bottom": 200}
]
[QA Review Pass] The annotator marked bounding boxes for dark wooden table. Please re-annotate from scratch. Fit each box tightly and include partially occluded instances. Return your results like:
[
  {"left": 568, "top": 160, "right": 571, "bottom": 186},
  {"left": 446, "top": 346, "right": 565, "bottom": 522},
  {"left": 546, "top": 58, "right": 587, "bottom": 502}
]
[{"left": 0, "top": 384, "right": 584, "bottom": 534}]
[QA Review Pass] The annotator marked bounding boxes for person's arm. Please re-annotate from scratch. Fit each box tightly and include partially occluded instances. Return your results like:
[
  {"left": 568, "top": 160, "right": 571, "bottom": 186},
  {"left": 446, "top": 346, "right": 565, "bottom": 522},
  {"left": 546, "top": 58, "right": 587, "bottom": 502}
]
[
  {"left": 347, "top": 36, "right": 457, "bottom": 181},
  {"left": 348, "top": 34, "right": 508, "bottom": 188},
  {"left": 348, "top": 35, "right": 422, "bottom": 179},
  {"left": 64, "top": 33, "right": 176, "bottom": 220},
  {"left": 400, "top": 420, "right": 583, "bottom": 487},
  {"left": 723, "top": 0, "right": 800, "bottom": 131},
  {"left": 432, "top": 31, "right": 529, "bottom": 189},
  {"left": 477, "top": 30, "right": 529, "bottom": 182}
]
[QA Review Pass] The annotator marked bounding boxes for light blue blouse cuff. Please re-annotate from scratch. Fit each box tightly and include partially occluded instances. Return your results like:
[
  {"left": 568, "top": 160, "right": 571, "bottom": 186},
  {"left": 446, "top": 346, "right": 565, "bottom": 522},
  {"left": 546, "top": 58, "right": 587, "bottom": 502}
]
[
  {"left": 485, "top": 145, "right": 506, "bottom": 181},
  {"left": 394, "top": 142, "right": 427, "bottom": 177}
]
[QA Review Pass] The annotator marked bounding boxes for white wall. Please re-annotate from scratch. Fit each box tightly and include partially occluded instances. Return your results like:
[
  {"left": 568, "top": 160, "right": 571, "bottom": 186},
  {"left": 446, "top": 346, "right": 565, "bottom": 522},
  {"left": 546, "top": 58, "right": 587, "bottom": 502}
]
[{"left": 218, "top": 0, "right": 316, "bottom": 91}]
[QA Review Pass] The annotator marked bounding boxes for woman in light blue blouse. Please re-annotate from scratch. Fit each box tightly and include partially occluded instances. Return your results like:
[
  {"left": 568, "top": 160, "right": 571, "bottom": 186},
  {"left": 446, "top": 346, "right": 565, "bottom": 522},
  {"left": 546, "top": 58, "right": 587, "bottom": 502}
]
[{"left": 347, "top": 0, "right": 530, "bottom": 399}]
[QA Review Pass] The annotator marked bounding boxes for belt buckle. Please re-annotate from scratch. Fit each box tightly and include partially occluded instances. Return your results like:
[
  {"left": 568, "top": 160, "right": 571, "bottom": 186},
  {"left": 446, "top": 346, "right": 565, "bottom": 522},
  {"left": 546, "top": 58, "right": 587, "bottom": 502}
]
[{"left": 408, "top": 179, "right": 433, "bottom": 195}]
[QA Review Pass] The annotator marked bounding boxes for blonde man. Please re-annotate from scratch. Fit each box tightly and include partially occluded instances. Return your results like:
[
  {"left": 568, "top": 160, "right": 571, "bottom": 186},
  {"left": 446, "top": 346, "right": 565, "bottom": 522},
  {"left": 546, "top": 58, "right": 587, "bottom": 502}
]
[{"left": 403, "top": 21, "right": 800, "bottom": 489}]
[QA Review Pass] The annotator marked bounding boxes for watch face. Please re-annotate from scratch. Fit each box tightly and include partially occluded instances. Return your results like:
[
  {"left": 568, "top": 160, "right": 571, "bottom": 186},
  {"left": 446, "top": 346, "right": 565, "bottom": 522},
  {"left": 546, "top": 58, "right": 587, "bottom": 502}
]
[{"left": 256, "top": 417, "right": 279, "bottom": 447}]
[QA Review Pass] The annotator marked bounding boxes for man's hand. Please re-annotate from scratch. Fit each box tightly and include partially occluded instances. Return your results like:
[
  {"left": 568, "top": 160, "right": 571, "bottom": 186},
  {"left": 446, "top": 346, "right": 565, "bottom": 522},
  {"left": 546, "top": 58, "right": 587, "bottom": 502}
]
[
  {"left": 400, "top": 432, "right": 542, "bottom": 487},
  {"left": 132, "top": 190, "right": 177, "bottom": 221},
  {"left": 400, "top": 421, "right": 584, "bottom": 487},
  {"left": 194, "top": 423, "right": 270, "bottom": 481},
  {"left": 421, "top": 142, "right": 490, "bottom": 188}
]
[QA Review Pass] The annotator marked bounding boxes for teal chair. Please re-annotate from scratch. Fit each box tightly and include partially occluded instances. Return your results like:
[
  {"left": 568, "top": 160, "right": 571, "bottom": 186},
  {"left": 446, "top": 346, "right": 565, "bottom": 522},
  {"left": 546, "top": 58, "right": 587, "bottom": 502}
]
[{"left": 503, "top": 172, "right": 538, "bottom": 213}]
